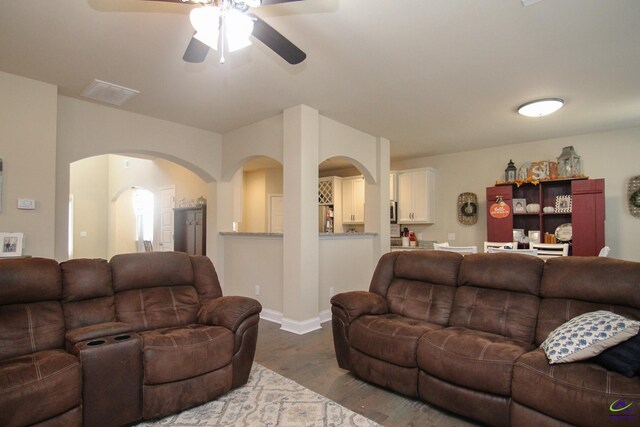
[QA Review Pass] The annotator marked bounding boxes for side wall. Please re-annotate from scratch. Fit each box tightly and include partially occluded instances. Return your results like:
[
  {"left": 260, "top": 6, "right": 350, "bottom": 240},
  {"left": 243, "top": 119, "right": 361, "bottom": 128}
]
[
  {"left": 0, "top": 72, "right": 57, "bottom": 257},
  {"left": 392, "top": 126, "right": 640, "bottom": 261}
]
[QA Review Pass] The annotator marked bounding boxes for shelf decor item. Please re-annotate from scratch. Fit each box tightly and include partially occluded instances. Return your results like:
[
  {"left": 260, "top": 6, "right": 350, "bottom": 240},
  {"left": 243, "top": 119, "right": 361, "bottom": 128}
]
[
  {"left": 557, "top": 146, "right": 582, "bottom": 178},
  {"left": 513, "top": 198, "right": 527, "bottom": 213},
  {"left": 555, "top": 195, "right": 572, "bottom": 213},
  {"left": 505, "top": 160, "right": 517, "bottom": 182},
  {"left": 628, "top": 175, "right": 640, "bottom": 218}
]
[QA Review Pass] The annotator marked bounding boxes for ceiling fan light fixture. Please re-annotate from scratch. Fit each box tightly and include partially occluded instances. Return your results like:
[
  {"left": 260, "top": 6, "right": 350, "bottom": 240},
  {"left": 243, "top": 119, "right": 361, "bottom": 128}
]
[
  {"left": 190, "top": 5, "right": 220, "bottom": 50},
  {"left": 517, "top": 98, "right": 564, "bottom": 117},
  {"left": 226, "top": 9, "right": 254, "bottom": 52}
]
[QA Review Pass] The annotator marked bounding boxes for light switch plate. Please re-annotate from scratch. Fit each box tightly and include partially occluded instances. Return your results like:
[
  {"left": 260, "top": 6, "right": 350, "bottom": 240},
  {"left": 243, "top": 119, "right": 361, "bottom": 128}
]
[{"left": 17, "top": 199, "right": 35, "bottom": 210}]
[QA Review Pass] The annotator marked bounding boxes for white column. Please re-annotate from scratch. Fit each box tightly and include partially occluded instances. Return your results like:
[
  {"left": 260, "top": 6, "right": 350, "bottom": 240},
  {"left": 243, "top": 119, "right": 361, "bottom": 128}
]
[
  {"left": 281, "top": 105, "right": 321, "bottom": 334},
  {"left": 365, "top": 137, "right": 391, "bottom": 261}
]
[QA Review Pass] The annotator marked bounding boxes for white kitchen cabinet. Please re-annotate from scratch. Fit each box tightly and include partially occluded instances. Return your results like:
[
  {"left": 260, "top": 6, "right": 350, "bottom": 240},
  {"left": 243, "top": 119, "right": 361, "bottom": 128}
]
[
  {"left": 342, "top": 176, "right": 365, "bottom": 224},
  {"left": 390, "top": 172, "right": 397, "bottom": 201},
  {"left": 397, "top": 167, "right": 436, "bottom": 223}
]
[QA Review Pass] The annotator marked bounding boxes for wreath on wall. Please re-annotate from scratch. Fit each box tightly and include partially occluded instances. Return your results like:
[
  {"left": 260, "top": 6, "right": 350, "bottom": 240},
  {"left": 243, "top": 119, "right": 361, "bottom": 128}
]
[
  {"left": 457, "top": 192, "right": 478, "bottom": 225},
  {"left": 629, "top": 175, "right": 640, "bottom": 218}
]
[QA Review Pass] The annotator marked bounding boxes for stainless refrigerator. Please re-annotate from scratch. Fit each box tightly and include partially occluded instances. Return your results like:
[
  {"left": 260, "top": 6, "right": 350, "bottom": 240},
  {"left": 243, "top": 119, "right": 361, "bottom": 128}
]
[{"left": 319, "top": 205, "right": 334, "bottom": 233}]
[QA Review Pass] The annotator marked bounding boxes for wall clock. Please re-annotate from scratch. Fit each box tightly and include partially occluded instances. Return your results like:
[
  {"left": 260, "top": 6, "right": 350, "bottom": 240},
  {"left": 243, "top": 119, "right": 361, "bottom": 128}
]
[
  {"left": 457, "top": 192, "right": 478, "bottom": 225},
  {"left": 628, "top": 175, "right": 640, "bottom": 218}
]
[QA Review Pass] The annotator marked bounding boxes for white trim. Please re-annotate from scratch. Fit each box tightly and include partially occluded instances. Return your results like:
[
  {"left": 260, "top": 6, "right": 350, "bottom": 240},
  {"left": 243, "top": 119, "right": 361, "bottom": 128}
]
[
  {"left": 280, "top": 317, "right": 322, "bottom": 335},
  {"left": 260, "top": 309, "right": 283, "bottom": 324},
  {"left": 319, "top": 309, "right": 332, "bottom": 324},
  {"left": 260, "top": 310, "right": 330, "bottom": 333}
]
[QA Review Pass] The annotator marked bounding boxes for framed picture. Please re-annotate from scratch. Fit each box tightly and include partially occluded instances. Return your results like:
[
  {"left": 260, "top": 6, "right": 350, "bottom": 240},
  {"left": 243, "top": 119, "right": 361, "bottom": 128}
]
[
  {"left": 555, "top": 195, "right": 572, "bottom": 213},
  {"left": 513, "top": 229, "right": 525, "bottom": 243},
  {"left": 0, "top": 232, "right": 24, "bottom": 257},
  {"left": 512, "top": 198, "right": 527, "bottom": 213},
  {"left": 528, "top": 230, "right": 541, "bottom": 244}
]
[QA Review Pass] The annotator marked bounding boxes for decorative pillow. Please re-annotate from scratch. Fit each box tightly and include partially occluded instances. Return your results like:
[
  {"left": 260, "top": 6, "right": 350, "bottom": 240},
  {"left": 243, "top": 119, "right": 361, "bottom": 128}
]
[
  {"left": 593, "top": 332, "right": 640, "bottom": 377},
  {"left": 540, "top": 311, "right": 640, "bottom": 364}
]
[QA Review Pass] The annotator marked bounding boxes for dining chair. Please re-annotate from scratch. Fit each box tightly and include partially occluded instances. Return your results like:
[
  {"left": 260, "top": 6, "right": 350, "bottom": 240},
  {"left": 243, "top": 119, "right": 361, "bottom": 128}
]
[
  {"left": 529, "top": 243, "right": 569, "bottom": 258},
  {"left": 433, "top": 243, "right": 478, "bottom": 254},
  {"left": 143, "top": 240, "right": 153, "bottom": 252},
  {"left": 598, "top": 246, "right": 611, "bottom": 257},
  {"left": 483, "top": 241, "right": 516, "bottom": 253},
  {"left": 487, "top": 247, "right": 539, "bottom": 256}
]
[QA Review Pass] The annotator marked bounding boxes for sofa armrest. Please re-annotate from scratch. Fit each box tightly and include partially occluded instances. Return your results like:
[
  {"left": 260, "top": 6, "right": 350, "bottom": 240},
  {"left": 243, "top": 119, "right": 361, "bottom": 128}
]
[
  {"left": 330, "top": 291, "right": 388, "bottom": 323},
  {"left": 198, "top": 296, "right": 262, "bottom": 332},
  {"left": 65, "top": 321, "right": 133, "bottom": 350}
]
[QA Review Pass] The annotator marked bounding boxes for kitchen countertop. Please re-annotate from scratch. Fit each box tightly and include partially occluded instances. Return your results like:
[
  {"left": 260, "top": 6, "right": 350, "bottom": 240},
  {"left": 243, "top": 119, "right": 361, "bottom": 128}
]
[{"left": 220, "top": 232, "right": 377, "bottom": 239}]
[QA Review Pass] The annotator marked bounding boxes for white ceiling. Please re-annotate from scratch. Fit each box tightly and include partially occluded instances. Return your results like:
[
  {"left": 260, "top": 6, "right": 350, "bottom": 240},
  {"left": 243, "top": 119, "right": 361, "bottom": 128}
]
[{"left": 1, "top": 0, "right": 639, "bottom": 162}]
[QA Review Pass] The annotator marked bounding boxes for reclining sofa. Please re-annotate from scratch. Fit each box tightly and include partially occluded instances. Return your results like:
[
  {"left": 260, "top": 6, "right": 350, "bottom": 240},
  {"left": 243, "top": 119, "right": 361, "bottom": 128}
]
[
  {"left": 0, "top": 251, "right": 262, "bottom": 427},
  {"left": 331, "top": 251, "right": 640, "bottom": 426}
]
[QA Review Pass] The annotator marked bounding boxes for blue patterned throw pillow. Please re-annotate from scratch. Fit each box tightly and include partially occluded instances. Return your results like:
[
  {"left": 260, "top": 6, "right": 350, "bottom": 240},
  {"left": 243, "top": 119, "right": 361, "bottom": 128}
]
[{"left": 540, "top": 311, "right": 640, "bottom": 364}]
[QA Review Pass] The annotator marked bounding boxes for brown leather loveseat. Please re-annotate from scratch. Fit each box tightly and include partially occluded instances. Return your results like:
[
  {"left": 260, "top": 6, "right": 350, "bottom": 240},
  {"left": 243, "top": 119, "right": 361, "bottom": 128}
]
[
  {"left": 331, "top": 251, "right": 640, "bottom": 426},
  {"left": 0, "top": 251, "right": 261, "bottom": 427}
]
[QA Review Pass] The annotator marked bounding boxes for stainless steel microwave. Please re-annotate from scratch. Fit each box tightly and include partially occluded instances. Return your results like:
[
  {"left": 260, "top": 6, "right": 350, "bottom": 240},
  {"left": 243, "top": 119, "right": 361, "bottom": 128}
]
[{"left": 390, "top": 201, "right": 397, "bottom": 223}]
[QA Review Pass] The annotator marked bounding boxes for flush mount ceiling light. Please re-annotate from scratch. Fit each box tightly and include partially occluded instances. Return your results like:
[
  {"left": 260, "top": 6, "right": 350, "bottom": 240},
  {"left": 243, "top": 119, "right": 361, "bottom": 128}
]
[{"left": 517, "top": 98, "right": 564, "bottom": 117}]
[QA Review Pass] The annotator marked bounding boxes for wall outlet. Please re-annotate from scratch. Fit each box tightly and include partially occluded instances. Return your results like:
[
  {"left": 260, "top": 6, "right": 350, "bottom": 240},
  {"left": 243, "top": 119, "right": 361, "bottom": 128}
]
[
  {"left": 255, "top": 285, "right": 260, "bottom": 296},
  {"left": 329, "top": 287, "right": 335, "bottom": 298},
  {"left": 448, "top": 233, "right": 456, "bottom": 241}
]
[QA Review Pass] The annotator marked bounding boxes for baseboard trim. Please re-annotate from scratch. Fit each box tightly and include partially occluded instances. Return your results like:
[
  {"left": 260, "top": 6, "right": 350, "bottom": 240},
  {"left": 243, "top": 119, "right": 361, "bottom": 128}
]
[
  {"left": 319, "top": 309, "right": 331, "bottom": 324},
  {"left": 260, "top": 309, "right": 283, "bottom": 324},
  {"left": 260, "top": 310, "right": 330, "bottom": 334},
  {"left": 280, "top": 317, "right": 322, "bottom": 335}
]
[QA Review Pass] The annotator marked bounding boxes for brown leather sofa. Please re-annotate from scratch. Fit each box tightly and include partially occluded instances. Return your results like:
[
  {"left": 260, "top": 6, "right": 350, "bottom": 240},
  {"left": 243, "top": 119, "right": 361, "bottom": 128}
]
[
  {"left": 331, "top": 251, "right": 640, "bottom": 427},
  {"left": 0, "top": 252, "right": 261, "bottom": 427}
]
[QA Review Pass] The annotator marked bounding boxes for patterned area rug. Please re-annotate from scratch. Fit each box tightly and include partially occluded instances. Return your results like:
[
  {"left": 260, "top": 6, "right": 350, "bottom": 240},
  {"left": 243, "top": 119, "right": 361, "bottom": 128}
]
[{"left": 137, "top": 363, "right": 381, "bottom": 426}]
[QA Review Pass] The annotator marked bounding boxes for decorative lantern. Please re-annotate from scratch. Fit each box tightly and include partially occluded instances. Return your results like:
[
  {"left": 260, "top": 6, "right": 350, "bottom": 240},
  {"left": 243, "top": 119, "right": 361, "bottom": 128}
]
[
  {"left": 505, "top": 159, "right": 517, "bottom": 182},
  {"left": 556, "top": 146, "right": 582, "bottom": 178}
]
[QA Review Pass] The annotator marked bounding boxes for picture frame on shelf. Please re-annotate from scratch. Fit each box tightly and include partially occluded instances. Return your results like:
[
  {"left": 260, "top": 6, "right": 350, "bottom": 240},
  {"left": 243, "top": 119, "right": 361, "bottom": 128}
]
[
  {"left": 513, "top": 228, "right": 525, "bottom": 243},
  {"left": 0, "top": 232, "right": 24, "bottom": 257},
  {"left": 513, "top": 198, "right": 527, "bottom": 213},
  {"left": 555, "top": 195, "right": 572, "bottom": 213},
  {"left": 528, "top": 230, "right": 540, "bottom": 244}
]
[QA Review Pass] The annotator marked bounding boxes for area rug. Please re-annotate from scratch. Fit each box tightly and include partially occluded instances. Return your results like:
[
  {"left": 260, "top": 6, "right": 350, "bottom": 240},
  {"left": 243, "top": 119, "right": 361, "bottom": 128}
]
[{"left": 137, "top": 363, "right": 381, "bottom": 426}]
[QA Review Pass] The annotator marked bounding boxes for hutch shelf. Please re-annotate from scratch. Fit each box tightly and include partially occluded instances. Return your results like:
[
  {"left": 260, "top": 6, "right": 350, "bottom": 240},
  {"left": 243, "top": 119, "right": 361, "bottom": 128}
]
[{"left": 486, "top": 178, "right": 605, "bottom": 256}]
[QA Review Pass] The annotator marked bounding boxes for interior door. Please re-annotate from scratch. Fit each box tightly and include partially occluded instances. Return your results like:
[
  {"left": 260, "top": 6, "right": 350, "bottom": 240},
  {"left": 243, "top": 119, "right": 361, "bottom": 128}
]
[{"left": 159, "top": 186, "right": 175, "bottom": 251}]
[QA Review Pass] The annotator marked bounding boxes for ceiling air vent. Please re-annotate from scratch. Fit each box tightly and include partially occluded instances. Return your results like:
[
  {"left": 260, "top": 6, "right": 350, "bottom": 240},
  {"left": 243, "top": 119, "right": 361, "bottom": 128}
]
[{"left": 81, "top": 79, "right": 140, "bottom": 106}]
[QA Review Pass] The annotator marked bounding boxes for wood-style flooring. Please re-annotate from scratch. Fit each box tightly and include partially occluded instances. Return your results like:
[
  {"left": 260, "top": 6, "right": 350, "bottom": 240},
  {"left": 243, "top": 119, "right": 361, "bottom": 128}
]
[{"left": 254, "top": 320, "right": 480, "bottom": 427}]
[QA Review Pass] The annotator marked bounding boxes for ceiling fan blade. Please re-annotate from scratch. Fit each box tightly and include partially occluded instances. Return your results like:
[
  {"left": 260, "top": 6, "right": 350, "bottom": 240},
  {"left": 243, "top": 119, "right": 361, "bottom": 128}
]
[
  {"left": 183, "top": 36, "right": 210, "bottom": 63},
  {"left": 248, "top": 14, "right": 306, "bottom": 64}
]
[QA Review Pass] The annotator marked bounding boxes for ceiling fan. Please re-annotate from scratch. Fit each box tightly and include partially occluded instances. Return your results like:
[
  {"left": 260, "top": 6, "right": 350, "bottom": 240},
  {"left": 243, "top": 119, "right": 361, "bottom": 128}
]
[{"left": 146, "top": 0, "right": 306, "bottom": 65}]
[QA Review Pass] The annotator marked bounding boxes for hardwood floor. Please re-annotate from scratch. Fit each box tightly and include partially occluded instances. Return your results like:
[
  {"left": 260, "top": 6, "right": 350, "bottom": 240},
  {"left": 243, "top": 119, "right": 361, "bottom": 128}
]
[{"left": 254, "top": 320, "right": 479, "bottom": 427}]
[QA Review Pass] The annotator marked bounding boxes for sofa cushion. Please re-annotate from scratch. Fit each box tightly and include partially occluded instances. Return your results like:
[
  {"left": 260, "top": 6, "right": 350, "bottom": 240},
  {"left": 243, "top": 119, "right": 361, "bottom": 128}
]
[
  {"left": 386, "top": 279, "right": 456, "bottom": 325},
  {"left": 141, "top": 324, "right": 234, "bottom": 385},
  {"left": 593, "top": 333, "right": 640, "bottom": 377},
  {"left": 115, "top": 285, "right": 201, "bottom": 331},
  {"left": 0, "top": 349, "right": 81, "bottom": 427},
  {"left": 350, "top": 314, "right": 443, "bottom": 367},
  {"left": 417, "top": 326, "right": 533, "bottom": 396},
  {"left": 449, "top": 286, "right": 540, "bottom": 344},
  {"left": 540, "top": 310, "right": 640, "bottom": 364},
  {"left": 0, "top": 301, "right": 66, "bottom": 361},
  {"left": 513, "top": 348, "right": 640, "bottom": 427}
]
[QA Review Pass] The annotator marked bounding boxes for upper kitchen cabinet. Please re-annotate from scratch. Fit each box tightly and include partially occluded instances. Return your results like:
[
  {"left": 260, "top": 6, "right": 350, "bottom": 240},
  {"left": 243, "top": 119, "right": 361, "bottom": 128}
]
[
  {"left": 342, "top": 176, "right": 365, "bottom": 224},
  {"left": 397, "top": 168, "right": 436, "bottom": 224}
]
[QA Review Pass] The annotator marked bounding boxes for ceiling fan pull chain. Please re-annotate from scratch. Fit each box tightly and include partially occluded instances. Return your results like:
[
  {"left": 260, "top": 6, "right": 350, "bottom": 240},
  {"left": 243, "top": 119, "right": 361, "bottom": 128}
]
[{"left": 219, "top": 15, "right": 226, "bottom": 63}]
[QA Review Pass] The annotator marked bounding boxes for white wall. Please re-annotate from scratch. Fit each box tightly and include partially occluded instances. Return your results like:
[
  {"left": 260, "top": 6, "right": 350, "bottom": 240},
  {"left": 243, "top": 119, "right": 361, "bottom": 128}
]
[
  {"left": 392, "top": 126, "right": 640, "bottom": 261},
  {"left": 0, "top": 72, "right": 58, "bottom": 257}
]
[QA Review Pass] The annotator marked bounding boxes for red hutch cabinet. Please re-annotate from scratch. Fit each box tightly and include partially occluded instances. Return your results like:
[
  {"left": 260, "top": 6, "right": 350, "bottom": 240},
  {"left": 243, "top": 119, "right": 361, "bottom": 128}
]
[{"left": 486, "top": 178, "right": 605, "bottom": 256}]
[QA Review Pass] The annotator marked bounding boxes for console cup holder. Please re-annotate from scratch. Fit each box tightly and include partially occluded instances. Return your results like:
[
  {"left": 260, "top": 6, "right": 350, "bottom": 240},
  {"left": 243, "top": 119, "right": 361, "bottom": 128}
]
[
  {"left": 87, "top": 339, "right": 106, "bottom": 346},
  {"left": 114, "top": 334, "right": 131, "bottom": 341}
]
